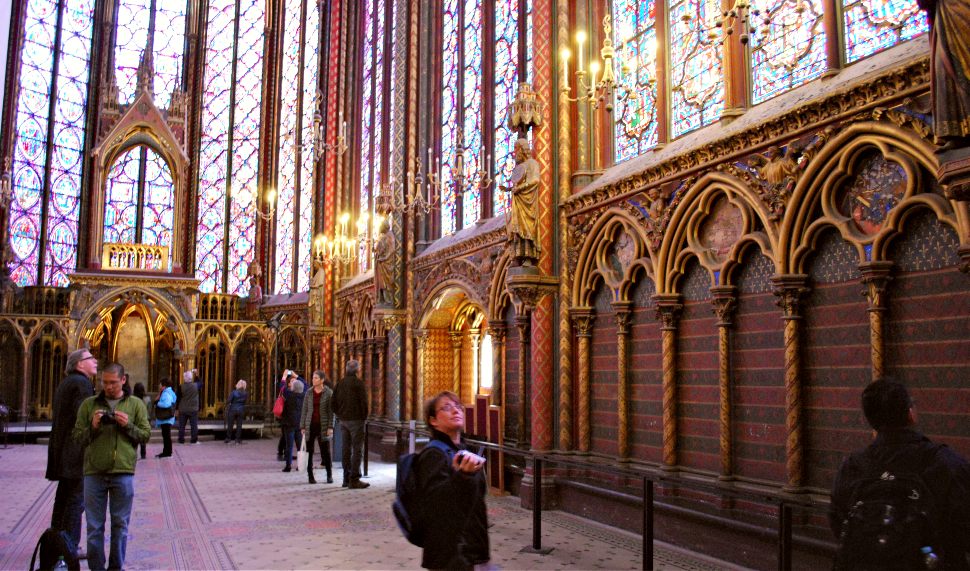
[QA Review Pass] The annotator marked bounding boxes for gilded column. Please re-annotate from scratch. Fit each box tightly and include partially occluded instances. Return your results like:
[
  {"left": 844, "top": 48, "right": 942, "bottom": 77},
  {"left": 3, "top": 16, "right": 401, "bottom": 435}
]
[
  {"left": 654, "top": 294, "right": 682, "bottom": 469},
  {"left": 860, "top": 262, "right": 893, "bottom": 380},
  {"left": 451, "top": 331, "right": 463, "bottom": 396},
  {"left": 488, "top": 325, "right": 506, "bottom": 406},
  {"left": 469, "top": 330, "right": 481, "bottom": 396},
  {"left": 557, "top": 0, "right": 573, "bottom": 453},
  {"left": 571, "top": 307, "right": 594, "bottom": 453},
  {"left": 363, "top": 339, "right": 374, "bottom": 412},
  {"left": 711, "top": 286, "right": 738, "bottom": 480},
  {"left": 376, "top": 339, "right": 386, "bottom": 417},
  {"left": 516, "top": 314, "right": 531, "bottom": 445},
  {"left": 414, "top": 330, "right": 428, "bottom": 421},
  {"left": 772, "top": 275, "right": 809, "bottom": 491},
  {"left": 613, "top": 301, "right": 633, "bottom": 460}
]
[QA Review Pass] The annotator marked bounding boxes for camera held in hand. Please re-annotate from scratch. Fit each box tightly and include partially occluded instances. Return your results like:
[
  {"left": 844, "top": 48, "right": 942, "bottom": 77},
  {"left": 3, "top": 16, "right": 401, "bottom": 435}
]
[{"left": 100, "top": 410, "right": 117, "bottom": 425}]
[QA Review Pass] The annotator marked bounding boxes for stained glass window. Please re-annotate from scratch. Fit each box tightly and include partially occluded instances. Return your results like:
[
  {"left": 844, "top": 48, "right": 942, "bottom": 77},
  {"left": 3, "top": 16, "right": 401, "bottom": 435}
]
[
  {"left": 440, "top": 0, "right": 460, "bottom": 236},
  {"left": 843, "top": 0, "right": 927, "bottom": 63},
  {"left": 493, "top": 1, "right": 519, "bottom": 215},
  {"left": 8, "top": 0, "right": 96, "bottom": 287},
  {"left": 750, "top": 0, "right": 826, "bottom": 104},
  {"left": 197, "top": 0, "right": 265, "bottom": 294},
  {"left": 102, "top": 145, "right": 174, "bottom": 265},
  {"left": 113, "top": 0, "right": 186, "bottom": 110},
  {"left": 613, "top": 0, "right": 659, "bottom": 162},
  {"left": 668, "top": 0, "right": 723, "bottom": 138},
  {"left": 358, "top": 0, "right": 375, "bottom": 270},
  {"left": 461, "top": 0, "right": 483, "bottom": 229},
  {"left": 274, "top": 0, "right": 319, "bottom": 294}
]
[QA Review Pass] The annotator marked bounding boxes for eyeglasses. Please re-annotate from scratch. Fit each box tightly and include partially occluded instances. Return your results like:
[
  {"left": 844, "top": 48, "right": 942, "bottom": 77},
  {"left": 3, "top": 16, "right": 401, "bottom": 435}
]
[
  {"left": 80, "top": 356, "right": 97, "bottom": 362},
  {"left": 437, "top": 403, "right": 463, "bottom": 414}
]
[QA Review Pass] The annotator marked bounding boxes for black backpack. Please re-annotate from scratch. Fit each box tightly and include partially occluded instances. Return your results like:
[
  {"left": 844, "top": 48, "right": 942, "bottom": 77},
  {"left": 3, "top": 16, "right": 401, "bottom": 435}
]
[
  {"left": 29, "top": 528, "right": 80, "bottom": 571},
  {"left": 392, "top": 439, "right": 453, "bottom": 547},
  {"left": 835, "top": 469, "right": 941, "bottom": 570}
]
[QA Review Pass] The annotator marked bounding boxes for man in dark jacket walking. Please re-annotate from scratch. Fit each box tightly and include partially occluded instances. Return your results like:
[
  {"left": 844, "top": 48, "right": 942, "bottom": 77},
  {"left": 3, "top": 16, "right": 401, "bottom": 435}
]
[
  {"left": 416, "top": 391, "right": 490, "bottom": 569},
  {"left": 331, "top": 359, "right": 369, "bottom": 488},
  {"left": 831, "top": 379, "right": 970, "bottom": 570},
  {"left": 177, "top": 370, "right": 200, "bottom": 444},
  {"left": 45, "top": 348, "right": 97, "bottom": 551}
]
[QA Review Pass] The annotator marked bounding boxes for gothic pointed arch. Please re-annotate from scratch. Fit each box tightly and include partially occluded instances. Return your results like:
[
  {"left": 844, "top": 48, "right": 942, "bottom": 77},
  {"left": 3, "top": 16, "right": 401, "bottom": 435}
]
[{"left": 572, "top": 208, "right": 652, "bottom": 307}]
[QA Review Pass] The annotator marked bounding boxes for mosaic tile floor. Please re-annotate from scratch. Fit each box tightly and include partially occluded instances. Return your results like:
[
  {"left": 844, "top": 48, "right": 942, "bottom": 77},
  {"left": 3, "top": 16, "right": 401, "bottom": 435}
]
[{"left": 0, "top": 439, "right": 749, "bottom": 570}]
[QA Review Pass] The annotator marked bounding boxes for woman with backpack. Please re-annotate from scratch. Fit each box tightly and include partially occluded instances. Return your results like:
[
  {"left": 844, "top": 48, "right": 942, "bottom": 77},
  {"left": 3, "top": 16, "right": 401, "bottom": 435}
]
[
  {"left": 154, "top": 377, "right": 177, "bottom": 458},
  {"left": 224, "top": 380, "right": 248, "bottom": 445}
]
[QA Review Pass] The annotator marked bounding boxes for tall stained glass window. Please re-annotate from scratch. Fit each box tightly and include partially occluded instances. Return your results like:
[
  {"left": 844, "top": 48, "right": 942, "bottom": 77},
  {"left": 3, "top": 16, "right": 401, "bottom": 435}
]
[
  {"left": 613, "top": 0, "right": 659, "bottom": 162},
  {"left": 358, "top": 0, "right": 378, "bottom": 271},
  {"left": 440, "top": 0, "right": 460, "bottom": 236},
  {"left": 493, "top": 1, "right": 530, "bottom": 215},
  {"left": 103, "top": 145, "right": 174, "bottom": 264},
  {"left": 843, "top": 0, "right": 927, "bottom": 63},
  {"left": 668, "top": 0, "right": 723, "bottom": 138},
  {"left": 460, "top": 0, "right": 483, "bottom": 229},
  {"left": 113, "top": 0, "right": 186, "bottom": 109},
  {"left": 751, "top": 0, "right": 826, "bottom": 104},
  {"left": 7, "top": 0, "right": 96, "bottom": 287},
  {"left": 274, "top": 0, "right": 319, "bottom": 294},
  {"left": 197, "top": 0, "right": 265, "bottom": 294}
]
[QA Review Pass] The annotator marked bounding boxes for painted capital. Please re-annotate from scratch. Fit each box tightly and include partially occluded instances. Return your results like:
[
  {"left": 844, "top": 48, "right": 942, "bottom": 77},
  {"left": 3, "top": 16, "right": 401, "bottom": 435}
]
[
  {"left": 710, "top": 286, "right": 738, "bottom": 327},
  {"left": 772, "top": 275, "right": 809, "bottom": 319}
]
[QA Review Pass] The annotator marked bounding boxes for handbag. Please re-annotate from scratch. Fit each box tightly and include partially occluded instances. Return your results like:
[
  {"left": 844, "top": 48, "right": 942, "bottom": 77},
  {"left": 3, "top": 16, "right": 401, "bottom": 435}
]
[
  {"left": 296, "top": 438, "right": 308, "bottom": 472},
  {"left": 272, "top": 388, "right": 285, "bottom": 419},
  {"left": 155, "top": 403, "right": 173, "bottom": 420}
]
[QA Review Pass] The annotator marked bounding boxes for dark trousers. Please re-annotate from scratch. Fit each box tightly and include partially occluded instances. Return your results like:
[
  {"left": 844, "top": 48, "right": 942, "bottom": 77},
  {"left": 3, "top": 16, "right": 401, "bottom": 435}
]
[
  {"left": 160, "top": 424, "right": 173, "bottom": 456},
  {"left": 227, "top": 410, "right": 244, "bottom": 443},
  {"left": 178, "top": 411, "right": 198, "bottom": 443},
  {"left": 340, "top": 420, "right": 365, "bottom": 483},
  {"left": 51, "top": 477, "right": 84, "bottom": 550},
  {"left": 306, "top": 423, "right": 332, "bottom": 479}
]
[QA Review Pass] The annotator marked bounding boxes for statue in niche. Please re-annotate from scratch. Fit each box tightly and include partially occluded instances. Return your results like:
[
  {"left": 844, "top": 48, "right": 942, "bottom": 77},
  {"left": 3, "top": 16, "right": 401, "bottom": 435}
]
[
  {"left": 373, "top": 218, "right": 396, "bottom": 307},
  {"left": 246, "top": 262, "right": 263, "bottom": 304},
  {"left": 501, "top": 138, "right": 541, "bottom": 266},
  {"left": 917, "top": 0, "right": 970, "bottom": 150},
  {"left": 309, "top": 257, "right": 326, "bottom": 323},
  {"left": 0, "top": 243, "right": 19, "bottom": 312}
]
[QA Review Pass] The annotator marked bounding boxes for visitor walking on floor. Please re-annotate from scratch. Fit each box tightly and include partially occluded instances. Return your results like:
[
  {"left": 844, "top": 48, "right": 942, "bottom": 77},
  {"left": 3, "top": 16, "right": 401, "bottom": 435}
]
[
  {"left": 225, "top": 380, "right": 248, "bottom": 445},
  {"left": 300, "top": 370, "right": 334, "bottom": 484},
  {"left": 45, "top": 348, "right": 97, "bottom": 553},
  {"left": 830, "top": 378, "right": 970, "bottom": 570},
  {"left": 177, "top": 370, "right": 200, "bottom": 444},
  {"left": 280, "top": 376, "right": 304, "bottom": 472},
  {"left": 154, "top": 377, "right": 176, "bottom": 458},
  {"left": 332, "top": 359, "right": 369, "bottom": 489},
  {"left": 72, "top": 362, "right": 151, "bottom": 571}
]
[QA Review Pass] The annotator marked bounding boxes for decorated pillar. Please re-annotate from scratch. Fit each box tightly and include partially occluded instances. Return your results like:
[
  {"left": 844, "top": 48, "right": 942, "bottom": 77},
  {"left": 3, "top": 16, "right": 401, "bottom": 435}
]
[
  {"left": 772, "top": 275, "right": 809, "bottom": 491},
  {"left": 571, "top": 307, "right": 594, "bottom": 453},
  {"left": 860, "top": 262, "right": 893, "bottom": 380},
  {"left": 469, "top": 330, "right": 481, "bottom": 396},
  {"left": 488, "top": 324, "right": 506, "bottom": 405},
  {"left": 654, "top": 294, "right": 682, "bottom": 469},
  {"left": 711, "top": 285, "right": 737, "bottom": 480},
  {"left": 515, "top": 314, "right": 531, "bottom": 445},
  {"left": 556, "top": 0, "right": 573, "bottom": 453},
  {"left": 376, "top": 338, "right": 386, "bottom": 417},
  {"left": 451, "top": 331, "right": 462, "bottom": 396},
  {"left": 414, "top": 329, "right": 428, "bottom": 421},
  {"left": 613, "top": 301, "right": 633, "bottom": 459}
]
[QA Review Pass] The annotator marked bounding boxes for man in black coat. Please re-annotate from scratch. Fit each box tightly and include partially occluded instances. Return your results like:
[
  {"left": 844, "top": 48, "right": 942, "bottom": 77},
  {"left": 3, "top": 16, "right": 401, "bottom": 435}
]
[
  {"left": 45, "top": 348, "right": 97, "bottom": 550},
  {"left": 831, "top": 379, "right": 970, "bottom": 570},
  {"left": 331, "top": 359, "right": 369, "bottom": 488}
]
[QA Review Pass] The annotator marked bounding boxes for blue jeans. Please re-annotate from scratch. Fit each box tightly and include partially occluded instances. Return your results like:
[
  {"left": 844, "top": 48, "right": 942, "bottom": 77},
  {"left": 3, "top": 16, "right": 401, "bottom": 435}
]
[
  {"left": 340, "top": 420, "right": 365, "bottom": 482},
  {"left": 178, "top": 411, "right": 198, "bottom": 443},
  {"left": 283, "top": 428, "right": 296, "bottom": 468},
  {"left": 84, "top": 474, "right": 134, "bottom": 571}
]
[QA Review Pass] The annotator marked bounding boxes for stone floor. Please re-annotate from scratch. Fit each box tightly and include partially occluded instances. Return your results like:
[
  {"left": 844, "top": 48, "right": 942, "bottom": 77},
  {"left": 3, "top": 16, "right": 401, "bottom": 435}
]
[{"left": 0, "top": 438, "right": 750, "bottom": 570}]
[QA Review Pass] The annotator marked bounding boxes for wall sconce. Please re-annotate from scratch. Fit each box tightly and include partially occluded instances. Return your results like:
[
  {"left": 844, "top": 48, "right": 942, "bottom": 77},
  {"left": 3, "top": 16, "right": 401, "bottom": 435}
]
[
  {"left": 255, "top": 188, "right": 276, "bottom": 221},
  {"left": 561, "top": 15, "right": 620, "bottom": 113},
  {"left": 310, "top": 90, "right": 348, "bottom": 160}
]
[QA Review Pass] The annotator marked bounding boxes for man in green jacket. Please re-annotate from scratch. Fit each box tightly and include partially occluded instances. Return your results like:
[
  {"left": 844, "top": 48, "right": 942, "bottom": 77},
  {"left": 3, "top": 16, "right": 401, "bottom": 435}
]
[{"left": 72, "top": 362, "right": 150, "bottom": 571}]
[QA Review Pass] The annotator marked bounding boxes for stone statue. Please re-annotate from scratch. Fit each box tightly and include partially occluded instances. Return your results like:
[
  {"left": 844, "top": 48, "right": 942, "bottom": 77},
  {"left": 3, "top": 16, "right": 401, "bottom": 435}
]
[
  {"left": 917, "top": 0, "right": 970, "bottom": 150},
  {"left": 246, "top": 262, "right": 263, "bottom": 304},
  {"left": 373, "top": 219, "right": 396, "bottom": 306},
  {"left": 308, "top": 257, "right": 326, "bottom": 323},
  {"left": 501, "top": 138, "right": 541, "bottom": 266}
]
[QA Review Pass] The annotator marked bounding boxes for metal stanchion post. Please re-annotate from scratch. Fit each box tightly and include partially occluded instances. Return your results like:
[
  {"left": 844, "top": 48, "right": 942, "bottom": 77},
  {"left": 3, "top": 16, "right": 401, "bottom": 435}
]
[
  {"left": 643, "top": 478, "right": 654, "bottom": 571},
  {"left": 363, "top": 422, "right": 369, "bottom": 476},
  {"left": 521, "top": 456, "right": 553, "bottom": 554},
  {"left": 778, "top": 502, "right": 792, "bottom": 571}
]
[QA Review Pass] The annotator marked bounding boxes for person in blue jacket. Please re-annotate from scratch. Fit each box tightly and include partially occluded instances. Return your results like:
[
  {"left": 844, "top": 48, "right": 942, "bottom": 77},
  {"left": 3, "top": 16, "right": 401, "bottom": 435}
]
[{"left": 154, "top": 377, "right": 177, "bottom": 458}]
